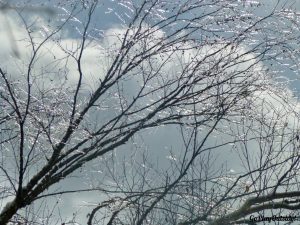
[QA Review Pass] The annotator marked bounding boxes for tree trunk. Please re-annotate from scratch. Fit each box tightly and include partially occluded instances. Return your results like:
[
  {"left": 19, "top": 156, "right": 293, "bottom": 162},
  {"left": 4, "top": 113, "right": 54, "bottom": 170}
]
[{"left": 0, "top": 198, "right": 21, "bottom": 224}]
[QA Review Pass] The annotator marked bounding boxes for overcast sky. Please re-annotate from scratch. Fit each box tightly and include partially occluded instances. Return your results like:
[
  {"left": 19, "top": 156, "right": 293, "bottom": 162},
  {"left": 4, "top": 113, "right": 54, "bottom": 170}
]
[{"left": 1, "top": 1, "right": 300, "bottom": 224}]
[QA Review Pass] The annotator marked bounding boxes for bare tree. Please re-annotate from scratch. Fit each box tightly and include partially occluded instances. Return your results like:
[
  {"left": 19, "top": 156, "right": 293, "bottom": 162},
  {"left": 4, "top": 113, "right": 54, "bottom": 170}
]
[{"left": 1, "top": 0, "right": 300, "bottom": 224}]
